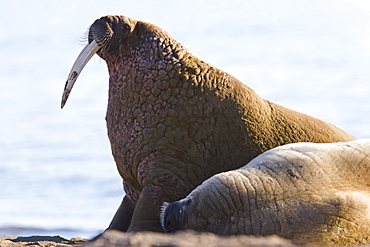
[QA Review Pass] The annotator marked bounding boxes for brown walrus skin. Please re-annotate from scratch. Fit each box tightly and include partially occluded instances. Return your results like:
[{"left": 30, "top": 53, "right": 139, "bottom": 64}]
[
  {"left": 161, "top": 139, "right": 370, "bottom": 245},
  {"left": 61, "top": 15, "right": 355, "bottom": 233}
]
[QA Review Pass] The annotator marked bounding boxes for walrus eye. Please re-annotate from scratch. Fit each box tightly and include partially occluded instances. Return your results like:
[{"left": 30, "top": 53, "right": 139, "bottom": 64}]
[
  {"left": 186, "top": 198, "right": 192, "bottom": 206},
  {"left": 122, "top": 23, "right": 130, "bottom": 33}
]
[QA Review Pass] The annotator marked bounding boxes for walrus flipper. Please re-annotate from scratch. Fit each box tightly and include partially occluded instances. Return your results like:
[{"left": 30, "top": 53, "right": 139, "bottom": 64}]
[
  {"left": 127, "top": 186, "right": 170, "bottom": 232},
  {"left": 108, "top": 195, "right": 136, "bottom": 231}
]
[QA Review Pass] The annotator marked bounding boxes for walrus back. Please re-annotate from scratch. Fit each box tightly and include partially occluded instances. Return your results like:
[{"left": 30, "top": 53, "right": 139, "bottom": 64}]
[{"left": 265, "top": 100, "right": 355, "bottom": 145}]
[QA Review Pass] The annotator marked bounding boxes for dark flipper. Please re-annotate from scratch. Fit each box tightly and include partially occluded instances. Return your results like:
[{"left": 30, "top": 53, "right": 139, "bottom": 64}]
[{"left": 108, "top": 195, "right": 136, "bottom": 231}]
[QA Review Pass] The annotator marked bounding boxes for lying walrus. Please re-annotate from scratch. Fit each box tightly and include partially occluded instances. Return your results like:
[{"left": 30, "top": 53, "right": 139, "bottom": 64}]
[
  {"left": 161, "top": 139, "right": 370, "bottom": 245},
  {"left": 61, "top": 15, "right": 355, "bottom": 232}
]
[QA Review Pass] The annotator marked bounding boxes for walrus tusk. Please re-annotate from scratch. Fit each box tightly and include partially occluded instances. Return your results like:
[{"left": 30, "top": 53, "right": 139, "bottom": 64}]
[{"left": 61, "top": 40, "right": 100, "bottom": 108}]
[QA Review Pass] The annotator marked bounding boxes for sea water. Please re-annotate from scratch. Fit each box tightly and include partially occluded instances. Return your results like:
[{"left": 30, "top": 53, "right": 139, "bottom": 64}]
[{"left": 1, "top": 0, "right": 370, "bottom": 239}]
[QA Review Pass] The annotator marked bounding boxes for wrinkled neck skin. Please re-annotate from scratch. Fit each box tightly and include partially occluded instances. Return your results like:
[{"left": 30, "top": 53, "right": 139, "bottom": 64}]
[
  {"left": 100, "top": 22, "right": 265, "bottom": 201},
  {"left": 96, "top": 18, "right": 354, "bottom": 205}
]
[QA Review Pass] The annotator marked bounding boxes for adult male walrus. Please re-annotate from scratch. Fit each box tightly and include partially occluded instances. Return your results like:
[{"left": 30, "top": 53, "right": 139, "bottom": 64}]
[
  {"left": 161, "top": 139, "right": 370, "bottom": 245},
  {"left": 61, "top": 15, "right": 355, "bottom": 232}
]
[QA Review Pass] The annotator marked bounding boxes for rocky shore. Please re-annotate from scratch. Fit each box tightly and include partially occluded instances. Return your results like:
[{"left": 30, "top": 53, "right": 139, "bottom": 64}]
[{"left": 1, "top": 230, "right": 305, "bottom": 247}]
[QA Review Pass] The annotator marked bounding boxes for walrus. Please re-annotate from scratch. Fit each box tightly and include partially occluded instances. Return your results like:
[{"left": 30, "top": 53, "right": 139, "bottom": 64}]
[
  {"left": 161, "top": 139, "right": 370, "bottom": 245},
  {"left": 61, "top": 15, "right": 355, "bottom": 232}
]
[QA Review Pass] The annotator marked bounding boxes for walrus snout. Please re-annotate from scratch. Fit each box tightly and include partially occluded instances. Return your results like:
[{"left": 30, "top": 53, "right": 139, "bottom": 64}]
[
  {"left": 89, "top": 19, "right": 114, "bottom": 48},
  {"left": 161, "top": 199, "right": 192, "bottom": 233},
  {"left": 88, "top": 15, "right": 137, "bottom": 55}
]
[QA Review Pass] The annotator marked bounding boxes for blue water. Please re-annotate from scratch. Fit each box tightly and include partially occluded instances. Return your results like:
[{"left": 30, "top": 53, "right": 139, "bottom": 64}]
[{"left": 1, "top": 0, "right": 370, "bottom": 239}]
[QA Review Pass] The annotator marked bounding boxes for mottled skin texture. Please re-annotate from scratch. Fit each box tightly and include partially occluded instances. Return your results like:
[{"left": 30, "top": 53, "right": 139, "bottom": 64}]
[
  {"left": 86, "top": 15, "right": 355, "bottom": 232},
  {"left": 161, "top": 139, "right": 370, "bottom": 245}
]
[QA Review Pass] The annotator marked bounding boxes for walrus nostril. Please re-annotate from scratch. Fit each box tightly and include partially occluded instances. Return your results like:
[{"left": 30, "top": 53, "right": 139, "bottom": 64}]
[
  {"left": 164, "top": 217, "right": 174, "bottom": 232},
  {"left": 162, "top": 207, "right": 178, "bottom": 233}
]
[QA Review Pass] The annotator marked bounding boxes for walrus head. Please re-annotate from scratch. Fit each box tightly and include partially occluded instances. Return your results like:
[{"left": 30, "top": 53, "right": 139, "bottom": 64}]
[
  {"left": 161, "top": 198, "right": 192, "bottom": 233},
  {"left": 161, "top": 195, "right": 211, "bottom": 233},
  {"left": 61, "top": 15, "right": 171, "bottom": 108}
]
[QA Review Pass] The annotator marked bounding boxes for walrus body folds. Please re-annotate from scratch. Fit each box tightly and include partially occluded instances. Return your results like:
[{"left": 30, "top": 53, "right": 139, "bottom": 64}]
[
  {"left": 161, "top": 139, "right": 370, "bottom": 245},
  {"left": 62, "top": 15, "right": 355, "bottom": 232}
]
